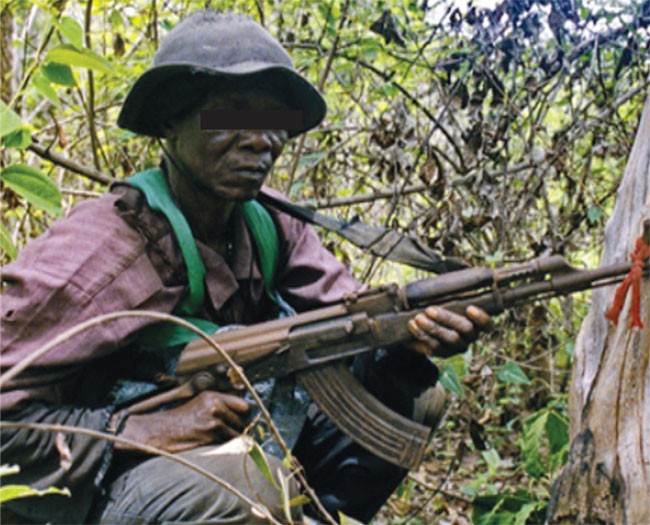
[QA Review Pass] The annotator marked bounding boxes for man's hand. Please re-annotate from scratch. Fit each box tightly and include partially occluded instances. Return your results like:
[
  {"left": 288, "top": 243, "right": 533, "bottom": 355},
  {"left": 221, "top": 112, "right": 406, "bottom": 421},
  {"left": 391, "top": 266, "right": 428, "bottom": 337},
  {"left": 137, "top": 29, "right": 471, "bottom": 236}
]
[
  {"left": 407, "top": 305, "right": 492, "bottom": 358},
  {"left": 114, "top": 391, "right": 250, "bottom": 454}
]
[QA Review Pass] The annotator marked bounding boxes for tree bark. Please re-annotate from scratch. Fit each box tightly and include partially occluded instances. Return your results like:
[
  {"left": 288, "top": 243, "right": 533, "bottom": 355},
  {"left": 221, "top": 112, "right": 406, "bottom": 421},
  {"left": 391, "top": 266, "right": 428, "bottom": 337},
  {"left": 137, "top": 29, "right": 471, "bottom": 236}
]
[
  {"left": 1, "top": 5, "right": 14, "bottom": 104},
  {"left": 547, "top": 92, "right": 650, "bottom": 523}
]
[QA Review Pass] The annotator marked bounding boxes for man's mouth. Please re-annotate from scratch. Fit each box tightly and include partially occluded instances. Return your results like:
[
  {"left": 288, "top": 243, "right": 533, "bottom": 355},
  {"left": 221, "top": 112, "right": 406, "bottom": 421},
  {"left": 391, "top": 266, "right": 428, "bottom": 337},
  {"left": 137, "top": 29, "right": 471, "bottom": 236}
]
[{"left": 234, "top": 165, "right": 269, "bottom": 176}]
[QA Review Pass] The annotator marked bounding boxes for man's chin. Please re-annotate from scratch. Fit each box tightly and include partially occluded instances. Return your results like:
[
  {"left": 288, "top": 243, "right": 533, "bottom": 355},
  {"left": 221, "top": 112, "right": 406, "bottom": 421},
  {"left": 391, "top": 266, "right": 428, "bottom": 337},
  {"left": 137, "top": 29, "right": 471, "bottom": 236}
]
[{"left": 215, "top": 184, "right": 262, "bottom": 203}]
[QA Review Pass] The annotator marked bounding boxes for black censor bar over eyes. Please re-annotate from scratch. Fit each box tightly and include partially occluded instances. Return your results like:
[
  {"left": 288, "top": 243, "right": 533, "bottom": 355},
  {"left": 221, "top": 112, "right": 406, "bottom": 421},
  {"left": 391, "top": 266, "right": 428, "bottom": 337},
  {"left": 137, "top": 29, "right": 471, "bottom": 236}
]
[{"left": 200, "top": 109, "right": 303, "bottom": 130}]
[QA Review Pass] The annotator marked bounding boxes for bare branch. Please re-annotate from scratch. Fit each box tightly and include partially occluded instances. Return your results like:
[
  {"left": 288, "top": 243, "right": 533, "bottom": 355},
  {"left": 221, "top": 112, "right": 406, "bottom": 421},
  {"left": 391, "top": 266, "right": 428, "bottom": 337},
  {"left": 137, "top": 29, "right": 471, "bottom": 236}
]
[{"left": 28, "top": 142, "right": 114, "bottom": 185}]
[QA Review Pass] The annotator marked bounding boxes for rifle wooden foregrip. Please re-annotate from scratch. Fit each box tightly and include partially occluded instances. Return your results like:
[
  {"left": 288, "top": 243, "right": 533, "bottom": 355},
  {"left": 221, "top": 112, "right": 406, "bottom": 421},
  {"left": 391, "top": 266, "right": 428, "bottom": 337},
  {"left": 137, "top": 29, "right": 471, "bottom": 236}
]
[{"left": 297, "top": 362, "right": 431, "bottom": 470}]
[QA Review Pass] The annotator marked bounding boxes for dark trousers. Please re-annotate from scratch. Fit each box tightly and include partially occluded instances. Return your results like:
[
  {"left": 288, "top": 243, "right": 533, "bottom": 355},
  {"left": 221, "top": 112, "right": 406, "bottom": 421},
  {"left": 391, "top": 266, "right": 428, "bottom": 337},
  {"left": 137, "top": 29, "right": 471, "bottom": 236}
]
[{"left": 87, "top": 445, "right": 301, "bottom": 525}]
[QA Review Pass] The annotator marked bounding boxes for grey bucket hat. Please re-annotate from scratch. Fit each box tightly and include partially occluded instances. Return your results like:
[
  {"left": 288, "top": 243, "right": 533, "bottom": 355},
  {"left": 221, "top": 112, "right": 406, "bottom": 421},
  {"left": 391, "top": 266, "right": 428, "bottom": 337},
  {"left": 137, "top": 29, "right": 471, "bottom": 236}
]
[{"left": 117, "top": 11, "right": 326, "bottom": 137}]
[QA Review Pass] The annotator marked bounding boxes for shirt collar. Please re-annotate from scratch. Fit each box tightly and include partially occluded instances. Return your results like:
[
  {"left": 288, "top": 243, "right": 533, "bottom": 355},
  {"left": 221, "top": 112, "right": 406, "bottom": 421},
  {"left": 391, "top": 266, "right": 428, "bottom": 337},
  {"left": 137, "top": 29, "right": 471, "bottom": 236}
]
[{"left": 198, "top": 204, "right": 263, "bottom": 310}]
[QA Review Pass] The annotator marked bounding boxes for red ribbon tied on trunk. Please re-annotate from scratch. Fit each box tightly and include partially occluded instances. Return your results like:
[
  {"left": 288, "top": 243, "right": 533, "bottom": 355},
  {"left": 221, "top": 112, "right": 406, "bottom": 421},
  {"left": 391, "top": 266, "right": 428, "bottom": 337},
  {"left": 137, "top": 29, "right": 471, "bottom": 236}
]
[{"left": 605, "top": 234, "right": 650, "bottom": 329}]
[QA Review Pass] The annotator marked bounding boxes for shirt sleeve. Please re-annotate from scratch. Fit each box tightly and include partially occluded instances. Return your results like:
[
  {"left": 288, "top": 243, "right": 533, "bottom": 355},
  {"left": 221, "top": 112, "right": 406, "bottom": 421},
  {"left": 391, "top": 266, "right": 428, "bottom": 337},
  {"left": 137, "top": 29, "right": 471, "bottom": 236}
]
[
  {"left": 1, "top": 193, "right": 180, "bottom": 408},
  {"left": 0, "top": 193, "right": 178, "bottom": 524}
]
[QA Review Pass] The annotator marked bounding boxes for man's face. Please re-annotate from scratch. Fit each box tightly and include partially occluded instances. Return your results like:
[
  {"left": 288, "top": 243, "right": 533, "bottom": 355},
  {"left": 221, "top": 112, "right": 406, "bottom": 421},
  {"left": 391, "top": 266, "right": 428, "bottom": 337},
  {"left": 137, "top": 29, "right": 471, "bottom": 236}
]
[{"left": 165, "top": 89, "right": 290, "bottom": 201}]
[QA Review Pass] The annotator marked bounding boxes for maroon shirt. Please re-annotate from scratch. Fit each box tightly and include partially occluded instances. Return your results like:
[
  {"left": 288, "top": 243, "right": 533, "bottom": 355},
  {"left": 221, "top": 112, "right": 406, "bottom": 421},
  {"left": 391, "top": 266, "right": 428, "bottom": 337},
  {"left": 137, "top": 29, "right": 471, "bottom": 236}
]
[
  {"left": 1, "top": 185, "right": 358, "bottom": 409},
  {"left": 0, "top": 183, "right": 358, "bottom": 522}
]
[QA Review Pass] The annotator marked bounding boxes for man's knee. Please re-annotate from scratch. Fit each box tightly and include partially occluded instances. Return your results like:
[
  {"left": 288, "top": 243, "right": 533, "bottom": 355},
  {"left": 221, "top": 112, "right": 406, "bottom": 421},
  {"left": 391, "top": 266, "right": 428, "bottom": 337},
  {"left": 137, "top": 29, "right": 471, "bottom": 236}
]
[
  {"left": 92, "top": 442, "right": 302, "bottom": 524},
  {"left": 181, "top": 445, "right": 302, "bottom": 523}
]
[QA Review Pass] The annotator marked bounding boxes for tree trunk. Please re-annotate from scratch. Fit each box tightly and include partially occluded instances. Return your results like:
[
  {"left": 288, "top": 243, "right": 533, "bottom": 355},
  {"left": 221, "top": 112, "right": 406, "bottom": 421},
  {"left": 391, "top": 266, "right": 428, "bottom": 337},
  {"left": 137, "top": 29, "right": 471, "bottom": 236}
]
[
  {"left": 547, "top": 92, "right": 650, "bottom": 523},
  {"left": 1, "top": 6, "right": 14, "bottom": 104}
]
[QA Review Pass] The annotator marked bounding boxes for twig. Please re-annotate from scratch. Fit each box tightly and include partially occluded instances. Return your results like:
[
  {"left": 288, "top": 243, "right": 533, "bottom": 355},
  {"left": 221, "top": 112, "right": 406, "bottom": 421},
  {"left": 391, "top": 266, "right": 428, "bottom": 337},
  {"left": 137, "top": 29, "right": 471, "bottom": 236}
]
[
  {"left": 150, "top": 0, "right": 158, "bottom": 48},
  {"left": 84, "top": 0, "right": 101, "bottom": 172},
  {"left": 255, "top": 0, "right": 265, "bottom": 26},
  {"left": 297, "top": 183, "right": 432, "bottom": 209},
  {"left": 399, "top": 3, "right": 454, "bottom": 82},
  {"left": 8, "top": 25, "right": 55, "bottom": 110},
  {"left": 61, "top": 188, "right": 102, "bottom": 198},
  {"left": 0, "top": 310, "right": 336, "bottom": 525},
  {"left": 403, "top": 442, "right": 468, "bottom": 523},
  {"left": 287, "top": 41, "right": 467, "bottom": 174},
  {"left": 406, "top": 473, "right": 472, "bottom": 504},
  {"left": 28, "top": 142, "right": 113, "bottom": 184}
]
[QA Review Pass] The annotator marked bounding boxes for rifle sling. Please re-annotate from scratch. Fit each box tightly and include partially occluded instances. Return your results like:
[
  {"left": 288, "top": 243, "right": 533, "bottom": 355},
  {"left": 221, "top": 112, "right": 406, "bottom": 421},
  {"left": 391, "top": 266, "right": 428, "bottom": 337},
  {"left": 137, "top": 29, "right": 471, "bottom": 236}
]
[{"left": 258, "top": 189, "right": 468, "bottom": 274}]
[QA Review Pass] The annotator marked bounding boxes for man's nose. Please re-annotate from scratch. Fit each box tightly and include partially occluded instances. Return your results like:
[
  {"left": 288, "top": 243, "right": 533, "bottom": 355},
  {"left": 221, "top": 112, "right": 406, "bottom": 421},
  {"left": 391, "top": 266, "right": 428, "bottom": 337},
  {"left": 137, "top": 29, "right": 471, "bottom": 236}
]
[{"left": 238, "top": 130, "right": 273, "bottom": 152}]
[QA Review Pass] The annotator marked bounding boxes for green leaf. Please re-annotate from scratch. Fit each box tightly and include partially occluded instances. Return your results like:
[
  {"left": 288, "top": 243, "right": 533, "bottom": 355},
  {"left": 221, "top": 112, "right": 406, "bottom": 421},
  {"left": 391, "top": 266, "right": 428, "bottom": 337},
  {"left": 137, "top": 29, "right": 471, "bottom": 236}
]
[
  {"left": 248, "top": 441, "right": 278, "bottom": 489},
  {"left": 0, "top": 101, "right": 24, "bottom": 138},
  {"left": 32, "top": 75, "right": 61, "bottom": 106},
  {"left": 42, "top": 63, "right": 77, "bottom": 86},
  {"left": 339, "top": 512, "right": 365, "bottom": 525},
  {"left": 297, "top": 151, "right": 327, "bottom": 168},
  {"left": 276, "top": 467, "right": 294, "bottom": 525},
  {"left": 497, "top": 362, "right": 531, "bottom": 385},
  {"left": 1, "top": 165, "right": 62, "bottom": 216},
  {"left": 587, "top": 205, "right": 604, "bottom": 224},
  {"left": 45, "top": 44, "right": 116, "bottom": 75},
  {"left": 514, "top": 501, "right": 547, "bottom": 525},
  {"left": 545, "top": 410, "right": 569, "bottom": 455},
  {"left": 521, "top": 411, "right": 548, "bottom": 479},
  {"left": 1, "top": 222, "right": 18, "bottom": 260},
  {"left": 54, "top": 16, "right": 84, "bottom": 48},
  {"left": 481, "top": 448, "right": 501, "bottom": 475},
  {"left": 564, "top": 340, "right": 574, "bottom": 356},
  {"left": 485, "top": 250, "right": 504, "bottom": 264},
  {"left": 439, "top": 363, "right": 465, "bottom": 397},
  {"left": 109, "top": 10, "right": 124, "bottom": 28},
  {"left": 281, "top": 450, "right": 293, "bottom": 470},
  {"left": 289, "top": 494, "right": 310, "bottom": 507},
  {"left": 0, "top": 484, "right": 70, "bottom": 504},
  {"left": 2, "top": 128, "right": 32, "bottom": 149},
  {"left": 0, "top": 465, "right": 20, "bottom": 477},
  {"left": 473, "top": 491, "right": 544, "bottom": 525}
]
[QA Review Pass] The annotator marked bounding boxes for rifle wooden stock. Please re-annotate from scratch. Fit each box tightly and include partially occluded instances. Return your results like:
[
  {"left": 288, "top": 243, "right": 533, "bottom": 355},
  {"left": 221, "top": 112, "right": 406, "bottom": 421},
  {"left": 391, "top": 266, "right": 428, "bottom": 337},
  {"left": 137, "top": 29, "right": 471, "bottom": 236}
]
[{"left": 135, "top": 255, "right": 647, "bottom": 470}]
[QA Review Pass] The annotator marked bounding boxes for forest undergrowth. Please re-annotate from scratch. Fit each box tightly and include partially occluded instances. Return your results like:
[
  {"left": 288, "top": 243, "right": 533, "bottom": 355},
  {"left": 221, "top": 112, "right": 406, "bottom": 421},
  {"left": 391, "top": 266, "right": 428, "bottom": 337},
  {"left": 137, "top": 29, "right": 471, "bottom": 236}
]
[{"left": 2, "top": 0, "right": 650, "bottom": 523}]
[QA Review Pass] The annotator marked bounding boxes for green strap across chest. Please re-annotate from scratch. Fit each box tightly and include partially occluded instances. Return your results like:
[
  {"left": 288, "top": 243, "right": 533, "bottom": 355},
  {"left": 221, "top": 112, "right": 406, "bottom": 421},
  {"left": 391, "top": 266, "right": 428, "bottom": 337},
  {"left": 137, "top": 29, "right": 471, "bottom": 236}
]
[
  {"left": 127, "top": 168, "right": 281, "bottom": 346},
  {"left": 128, "top": 169, "right": 206, "bottom": 315}
]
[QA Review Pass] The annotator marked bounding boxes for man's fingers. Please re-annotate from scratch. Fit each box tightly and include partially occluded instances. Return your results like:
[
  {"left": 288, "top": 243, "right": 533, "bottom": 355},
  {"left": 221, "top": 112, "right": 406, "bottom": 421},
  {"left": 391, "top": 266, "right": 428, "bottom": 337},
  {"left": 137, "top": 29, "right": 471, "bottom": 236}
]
[
  {"left": 414, "top": 312, "right": 466, "bottom": 349},
  {"left": 208, "top": 400, "right": 244, "bottom": 431},
  {"left": 407, "top": 305, "right": 493, "bottom": 358},
  {"left": 215, "top": 421, "right": 241, "bottom": 441},
  {"left": 424, "top": 306, "right": 475, "bottom": 338},
  {"left": 466, "top": 305, "right": 493, "bottom": 331},
  {"left": 202, "top": 392, "right": 249, "bottom": 432},
  {"left": 407, "top": 319, "right": 440, "bottom": 355},
  {"left": 219, "top": 393, "right": 250, "bottom": 414}
]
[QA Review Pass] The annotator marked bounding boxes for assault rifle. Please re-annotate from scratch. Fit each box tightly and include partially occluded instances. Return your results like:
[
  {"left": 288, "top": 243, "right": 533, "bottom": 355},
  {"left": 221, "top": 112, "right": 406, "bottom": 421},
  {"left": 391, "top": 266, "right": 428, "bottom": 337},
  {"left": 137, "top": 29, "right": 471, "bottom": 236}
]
[{"left": 127, "top": 253, "right": 649, "bottom": 470}]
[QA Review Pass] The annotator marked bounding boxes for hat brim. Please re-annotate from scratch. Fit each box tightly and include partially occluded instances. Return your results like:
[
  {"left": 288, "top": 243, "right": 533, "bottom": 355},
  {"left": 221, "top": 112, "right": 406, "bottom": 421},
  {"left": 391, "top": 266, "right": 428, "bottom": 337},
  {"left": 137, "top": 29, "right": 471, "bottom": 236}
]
[{"left": 118, "top": 64, "right": 327, "bottom": 138}]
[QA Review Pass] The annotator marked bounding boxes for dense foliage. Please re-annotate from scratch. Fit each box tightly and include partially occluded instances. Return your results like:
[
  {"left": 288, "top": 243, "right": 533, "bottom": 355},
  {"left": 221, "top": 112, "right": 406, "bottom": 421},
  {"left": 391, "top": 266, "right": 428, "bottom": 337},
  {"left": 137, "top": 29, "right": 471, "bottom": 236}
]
[{"left": 2, "top": 0, "right": 649, "bottom": 522}]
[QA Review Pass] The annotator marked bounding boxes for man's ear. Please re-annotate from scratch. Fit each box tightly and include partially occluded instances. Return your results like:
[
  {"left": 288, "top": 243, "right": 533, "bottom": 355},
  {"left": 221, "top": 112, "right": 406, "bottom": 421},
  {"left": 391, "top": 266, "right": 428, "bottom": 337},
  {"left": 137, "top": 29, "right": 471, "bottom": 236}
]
[{"left": 162, "top": 121, "right": 178, "bottom": 143}]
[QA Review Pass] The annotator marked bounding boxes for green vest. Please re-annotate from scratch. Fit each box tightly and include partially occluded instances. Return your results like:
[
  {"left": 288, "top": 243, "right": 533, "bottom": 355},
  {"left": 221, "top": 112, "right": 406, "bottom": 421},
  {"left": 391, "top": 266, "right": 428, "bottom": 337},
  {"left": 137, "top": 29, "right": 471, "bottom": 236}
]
[{"left": 127, "top": 168, "right": 282, "bottom": 346}]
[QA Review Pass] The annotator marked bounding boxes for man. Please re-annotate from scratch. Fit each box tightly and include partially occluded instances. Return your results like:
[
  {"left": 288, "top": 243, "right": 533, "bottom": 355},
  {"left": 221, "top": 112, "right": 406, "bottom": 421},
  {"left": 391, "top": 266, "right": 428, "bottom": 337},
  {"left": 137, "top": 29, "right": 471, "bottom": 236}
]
[{"left": 0, "top": 10, "right": 490, "bottom": 524}]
